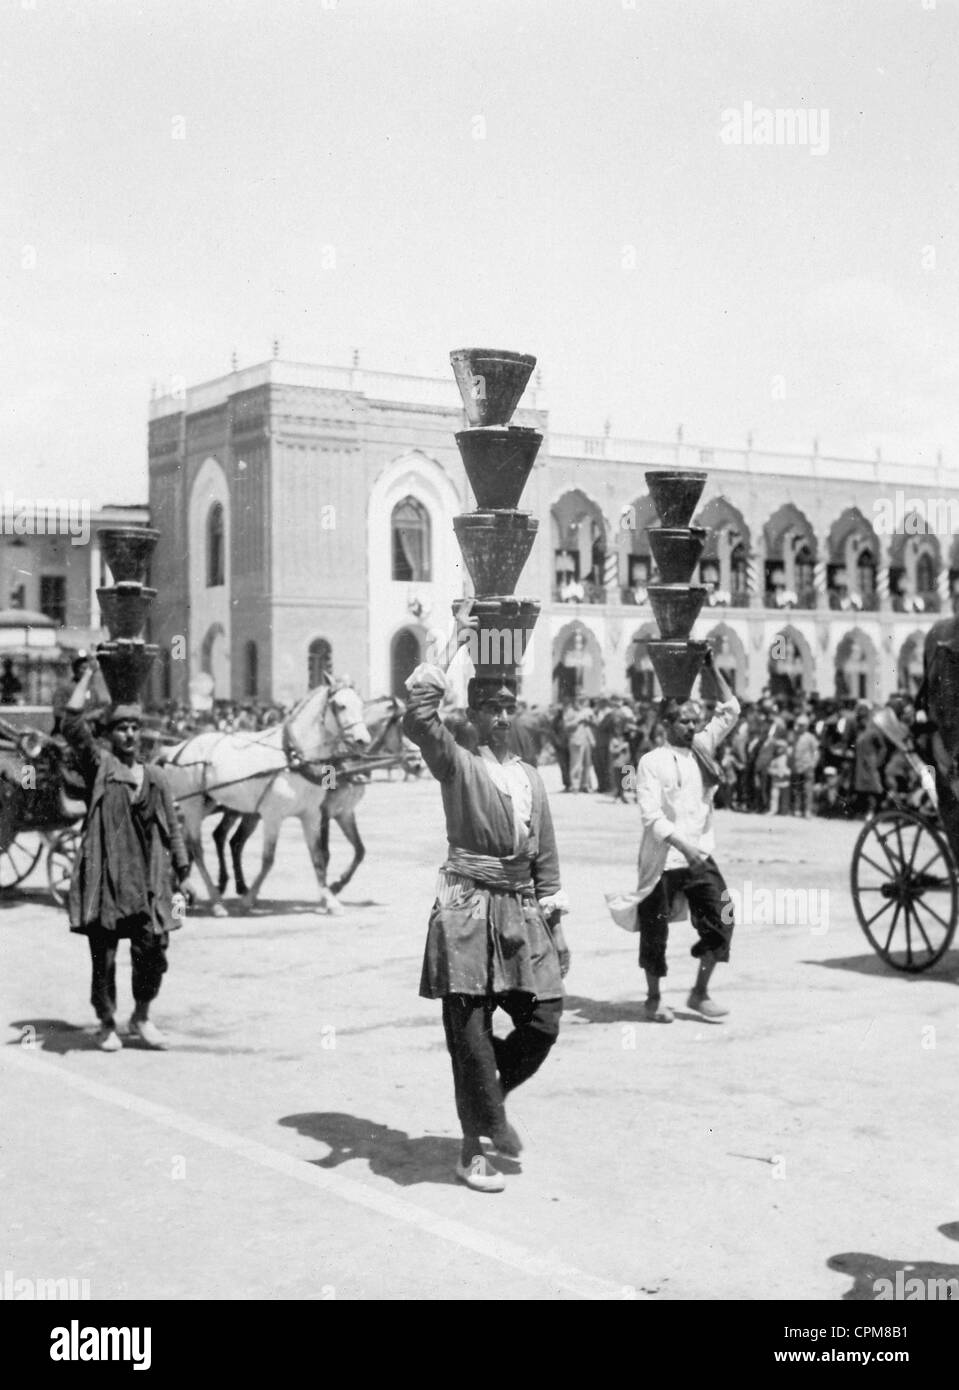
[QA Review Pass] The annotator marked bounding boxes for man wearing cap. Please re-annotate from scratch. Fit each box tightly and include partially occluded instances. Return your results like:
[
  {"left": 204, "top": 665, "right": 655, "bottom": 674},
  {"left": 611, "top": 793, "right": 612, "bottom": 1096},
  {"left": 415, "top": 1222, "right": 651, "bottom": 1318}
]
[
  {"left": 403, "top": 603, "right": 570, "bottom": 1193},
  {"left": 62, "top": 659, "right": 191, "bottom": 1052}
]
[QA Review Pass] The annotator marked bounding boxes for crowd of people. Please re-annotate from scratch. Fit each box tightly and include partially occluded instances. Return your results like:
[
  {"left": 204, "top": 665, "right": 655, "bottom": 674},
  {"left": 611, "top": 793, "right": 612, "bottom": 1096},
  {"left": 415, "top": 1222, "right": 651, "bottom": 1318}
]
[{"left": 507, "top": 688, "right": 931, "bottom": 820}]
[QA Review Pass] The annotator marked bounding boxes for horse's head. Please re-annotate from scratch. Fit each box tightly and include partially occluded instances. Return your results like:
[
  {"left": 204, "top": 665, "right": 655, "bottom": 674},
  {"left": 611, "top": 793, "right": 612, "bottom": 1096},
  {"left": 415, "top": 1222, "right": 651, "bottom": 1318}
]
[{"left": 326, "top": 682, "right": 371, "bottom": 750}]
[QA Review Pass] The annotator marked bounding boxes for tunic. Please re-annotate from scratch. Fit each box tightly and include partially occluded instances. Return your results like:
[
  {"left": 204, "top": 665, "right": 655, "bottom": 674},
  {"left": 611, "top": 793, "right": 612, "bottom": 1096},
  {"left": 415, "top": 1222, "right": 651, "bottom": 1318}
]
[
  {"left": 402, "top": 672, "right": 564, "bottom": 1001},
  {"left": 63, "top": 711, "right": 190, "bottom": 939}
]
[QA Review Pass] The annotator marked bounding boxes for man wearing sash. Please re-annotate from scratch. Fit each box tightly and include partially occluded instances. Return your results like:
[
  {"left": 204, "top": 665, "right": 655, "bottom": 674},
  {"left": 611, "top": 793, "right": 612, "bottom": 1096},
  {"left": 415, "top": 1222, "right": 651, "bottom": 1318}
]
[{"left": 403, "top": 606, "right": 570, "bottom": 1193}]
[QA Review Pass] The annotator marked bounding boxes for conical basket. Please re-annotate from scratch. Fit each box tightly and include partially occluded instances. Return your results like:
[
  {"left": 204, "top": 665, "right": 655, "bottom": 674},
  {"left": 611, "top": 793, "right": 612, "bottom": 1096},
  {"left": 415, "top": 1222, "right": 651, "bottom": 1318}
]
[
  {"left": 647, "top": 585, "right": 707, "bottom": 641},
  {"left": 645, "top": 472, "right": 707, "bottom": 529},
  {"left": 647, "top": 640, "right": 709, "bottom": 700},
  {"left": 98, "top": 527, "right": 161, "bottom": 584},
  {"left": 455, "top": 426, "right": 542, "bottom": 510},
  {"left": 647, "top": 527, "right": 707, "bottom": 584},
  {"left": 450, "top": 348, "right": 536, "bottom": 427},
  {"left": 97, "top": 584, "right": 158, "bottom": 640},
  {"left": 456, "top": 597, "right": 540, "bottom": 676},
  {"left": 96, "top": 641, "right": 159, "bottom": 704},
  {"left": 453, "top": 512, "right": 538, "bottom": 597}
]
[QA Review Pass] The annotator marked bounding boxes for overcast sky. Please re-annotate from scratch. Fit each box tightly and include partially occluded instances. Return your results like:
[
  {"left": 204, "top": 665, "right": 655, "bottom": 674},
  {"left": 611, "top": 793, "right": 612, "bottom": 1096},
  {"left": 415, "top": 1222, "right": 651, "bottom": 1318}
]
[{"left": 3, "top": 0, "right": 958, "bottom": 504}]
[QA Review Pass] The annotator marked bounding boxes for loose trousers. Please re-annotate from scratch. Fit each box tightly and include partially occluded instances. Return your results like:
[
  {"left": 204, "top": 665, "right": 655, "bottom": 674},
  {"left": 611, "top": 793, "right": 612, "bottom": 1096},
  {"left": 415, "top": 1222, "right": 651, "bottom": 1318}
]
[
  {"left": 441, "top": 992, "right": 562, "bottom": 1139},
  {"left": 87, "top": 921, "right": 168, "bottom": 1026},
  {"left": 637, "top": 855, "right": 735, "bottom": 979}
]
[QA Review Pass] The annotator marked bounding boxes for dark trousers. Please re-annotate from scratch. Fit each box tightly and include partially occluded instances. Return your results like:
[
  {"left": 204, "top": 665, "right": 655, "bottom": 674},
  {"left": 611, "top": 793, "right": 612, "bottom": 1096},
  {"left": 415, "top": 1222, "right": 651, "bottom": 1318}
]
[
  {"left": 637, "top": 856, "right": 735, "bottom": 980},
  {"left": 441, "top": 992, "right": 562, "bottom": 1139},
  {"left": 87, "top": 923, "right": 168, "bottom": 1027},
  {"left": 936, "top": 774, "right": 959, "bottom": 864}
]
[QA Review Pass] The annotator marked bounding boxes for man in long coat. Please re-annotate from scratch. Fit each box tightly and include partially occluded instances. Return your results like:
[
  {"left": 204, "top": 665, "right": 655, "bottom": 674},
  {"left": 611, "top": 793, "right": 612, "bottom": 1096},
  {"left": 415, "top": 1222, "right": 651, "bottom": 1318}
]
[
  {"left": 63, "top": 660, "right": 191, "bottom": 1052},
  {"left": 403, "top": 613, "right": 570, "bottom": 1192}
]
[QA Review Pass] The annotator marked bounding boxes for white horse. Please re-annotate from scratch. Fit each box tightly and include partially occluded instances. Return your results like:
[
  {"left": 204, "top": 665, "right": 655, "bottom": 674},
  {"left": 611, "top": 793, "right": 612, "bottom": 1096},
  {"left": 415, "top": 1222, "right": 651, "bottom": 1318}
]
[{"left": 163, "top": 682, "right": 370, "bottom": 916}]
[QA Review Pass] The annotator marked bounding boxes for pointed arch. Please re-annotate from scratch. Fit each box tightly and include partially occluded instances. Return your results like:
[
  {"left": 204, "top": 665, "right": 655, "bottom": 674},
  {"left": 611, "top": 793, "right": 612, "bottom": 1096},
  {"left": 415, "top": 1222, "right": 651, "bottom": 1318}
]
[
  {"left": 834, "top": 627, "right": 879, "bottom": 702},
  {"left": 704, "top": 621, "right": 747, "bottom": 695},
  {"left": 768, "top": 624, "right": 814, "bottom": 699},
  {"left": 552, "top": 619, "right": 604, "bottom": 700}
]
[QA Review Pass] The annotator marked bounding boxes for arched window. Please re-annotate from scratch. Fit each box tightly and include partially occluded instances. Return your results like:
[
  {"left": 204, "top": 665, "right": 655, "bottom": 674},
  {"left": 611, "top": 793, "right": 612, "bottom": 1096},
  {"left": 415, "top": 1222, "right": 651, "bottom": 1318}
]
[
  {"left": 857, "top": 548, "right": 877, "bottom": 606},
  {"left": 244, "top": 641, "right": 258, "bottom": 698},
  {"left": 391, "top": 497, "right": 431, "bottom": 582},
  {"left": 308, "top": 638, "right": 332, "bottom": 689},
  {"left": 794, "top": 543, "right": 815, "bottom": 605},
  {"left": 916, "top": 551, "right": 936, "bottom": 596},
  {"left": 730, "top": 543, "right": 749, "bottom": 603},
  {"left": 207, "top": 503, "right": 225, "bottom": 587}
]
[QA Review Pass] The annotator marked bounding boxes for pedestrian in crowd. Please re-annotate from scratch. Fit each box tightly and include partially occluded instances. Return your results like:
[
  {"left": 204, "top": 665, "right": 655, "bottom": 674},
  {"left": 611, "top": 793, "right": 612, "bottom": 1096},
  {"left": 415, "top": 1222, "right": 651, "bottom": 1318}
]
[
  {"left": 550, "top": 703, "right": 572, "bottom": 791},
  {"left": 791, "top": 715, "right": 819, "bottom": 818},
  {"left": 62, "top": 659, "right": 192, "bottom": 1053},
  {"left": 403, "top": 603, "right": 570, "bottom": 1193},
  {"left": 599, "top": 695, "right": 631, "bottom": 796},
  {"left": 567, "top": 696, "right": 595, "bottom": 792},
  {"left": 608, "top": 729, "right": 633, "bottom": 802},
  {"left": 767, "top": 740, "right": 791, "bottom": 816},
  {"left": 853, "top": 702, "right": 885, "bottom": 818},
  {"left": 632, "top": 648, "right": 740, "bottom": 1023}
]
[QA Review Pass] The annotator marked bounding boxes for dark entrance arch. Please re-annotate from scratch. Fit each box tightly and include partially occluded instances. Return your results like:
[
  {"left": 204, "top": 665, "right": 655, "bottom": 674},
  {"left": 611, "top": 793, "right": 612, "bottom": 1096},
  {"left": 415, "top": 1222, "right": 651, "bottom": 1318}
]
[{"left": 391, "top": 627, "right": 423, "bottom": 697}]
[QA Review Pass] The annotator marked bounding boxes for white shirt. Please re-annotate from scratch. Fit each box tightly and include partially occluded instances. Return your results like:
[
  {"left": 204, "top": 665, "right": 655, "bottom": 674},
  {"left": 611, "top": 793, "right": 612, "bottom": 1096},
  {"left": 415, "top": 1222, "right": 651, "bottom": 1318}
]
[
  {"left": 634, "top": 696, "right": 741, "bottom": 895},
  {"left": 479, "top": 745, "right": 532, "bottom": 850}
]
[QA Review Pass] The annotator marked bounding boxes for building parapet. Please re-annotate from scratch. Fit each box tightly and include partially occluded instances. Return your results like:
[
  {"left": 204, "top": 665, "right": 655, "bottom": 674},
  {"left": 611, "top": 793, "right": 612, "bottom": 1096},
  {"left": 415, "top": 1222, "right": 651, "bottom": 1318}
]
[
  {"left": 549, "top": 434, "right": 956, "bottom": 489},
  {"left": 150, "top": 359, "right": 545, "bottom": 421}
]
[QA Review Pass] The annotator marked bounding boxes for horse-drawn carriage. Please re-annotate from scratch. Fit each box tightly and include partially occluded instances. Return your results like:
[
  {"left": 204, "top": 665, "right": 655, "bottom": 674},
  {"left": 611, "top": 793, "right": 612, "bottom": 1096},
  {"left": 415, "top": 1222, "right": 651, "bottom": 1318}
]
[
  {"left": 850, "top": 644, "right": 959, "bottom": 974},
  {"left": 0, "top": 716, "right": 84, "bottom": 906}
]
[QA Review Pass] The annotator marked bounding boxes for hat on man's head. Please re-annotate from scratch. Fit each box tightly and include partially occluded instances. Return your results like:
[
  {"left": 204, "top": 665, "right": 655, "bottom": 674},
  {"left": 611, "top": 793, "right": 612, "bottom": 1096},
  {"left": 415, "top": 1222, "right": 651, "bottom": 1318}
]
[
  {"left": 467, "top": 675, "right": 518, "bottom": 710},
  {"left": 107, "top": 701, "right": 143, "bottom": 727}
]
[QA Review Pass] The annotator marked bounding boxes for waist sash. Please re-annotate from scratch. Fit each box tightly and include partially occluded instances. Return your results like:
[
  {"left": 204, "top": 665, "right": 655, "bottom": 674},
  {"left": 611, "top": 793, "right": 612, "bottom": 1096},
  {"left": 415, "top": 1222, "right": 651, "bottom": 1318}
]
[{"left": 443, "top": 845, "right": 533, "bottom": 891}]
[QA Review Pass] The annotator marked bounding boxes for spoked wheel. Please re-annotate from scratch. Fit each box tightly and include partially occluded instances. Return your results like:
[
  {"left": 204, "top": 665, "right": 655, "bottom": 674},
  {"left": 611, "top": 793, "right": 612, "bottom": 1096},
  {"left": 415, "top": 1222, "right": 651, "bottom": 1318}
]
[
  {"left": 851, "top": 809, "right": 959, "bottom": 972},
  {"left": 0, "top": 831, "right": 44, "bottom": 891},
  {"left": 47, "top": 826, "right": 81, "bottom": 908}
]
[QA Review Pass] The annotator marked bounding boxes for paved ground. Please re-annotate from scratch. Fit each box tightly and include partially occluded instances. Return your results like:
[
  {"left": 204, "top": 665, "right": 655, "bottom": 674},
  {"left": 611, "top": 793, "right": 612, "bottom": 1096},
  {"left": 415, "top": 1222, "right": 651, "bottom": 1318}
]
[{"left": 2, "top": 766, "right": 959, "bottom": 1301}]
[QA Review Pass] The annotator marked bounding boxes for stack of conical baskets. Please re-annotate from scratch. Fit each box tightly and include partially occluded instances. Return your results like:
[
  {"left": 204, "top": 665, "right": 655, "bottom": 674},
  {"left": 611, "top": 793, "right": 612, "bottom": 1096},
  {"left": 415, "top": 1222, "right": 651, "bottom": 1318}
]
[
  {"left": 645, "top": 469, "right": 711, "bottom": 699},
  {"left": 95, "top": 526, "right": 162, "bottom": 704},
  {"left": 450, "top": 348, "right": 542, "bottom": 684}
]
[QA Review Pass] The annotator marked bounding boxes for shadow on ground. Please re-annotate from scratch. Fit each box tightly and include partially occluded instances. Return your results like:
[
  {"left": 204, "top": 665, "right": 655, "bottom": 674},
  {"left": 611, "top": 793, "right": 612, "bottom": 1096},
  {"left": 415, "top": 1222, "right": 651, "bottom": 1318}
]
[
  {"left": 563, "top": 995, "right": 716, "bottom": 1025},
  {"left": 0, "top": 887, "right": 56, "bottom": 913},
  {"left": 828, "top": 1223, "right": 959, "bottom": 1299},
  {"left": 7, "top": 1018, "right": 98, "bottom": 1052},
  {"left": 278, "top": 1111, "right": 511, "bottom": 1188},
  {"left": 804, "top": 950, "right": 959, "bottom": 984}
]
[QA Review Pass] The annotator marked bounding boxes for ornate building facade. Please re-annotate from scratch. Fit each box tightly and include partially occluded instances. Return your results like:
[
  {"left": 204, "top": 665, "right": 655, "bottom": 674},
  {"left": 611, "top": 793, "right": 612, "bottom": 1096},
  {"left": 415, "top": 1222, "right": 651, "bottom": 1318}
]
[{"left": 148, "top": 358, "right": 959, "bottom": 708}]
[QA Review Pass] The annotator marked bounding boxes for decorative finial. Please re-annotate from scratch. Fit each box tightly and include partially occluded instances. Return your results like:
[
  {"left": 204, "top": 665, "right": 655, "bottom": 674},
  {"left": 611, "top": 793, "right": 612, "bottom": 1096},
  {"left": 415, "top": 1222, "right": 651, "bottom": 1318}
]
[
  {"left": 746, "top": 430, "right": 754, "bottom": 450},
  {"left": 231, "top": 350, "right": 238, "bottom": 372},
  {"left": 603, "top": 417, "right": 612, "bottom": 438},
  {"left": 352, "top": 348, "right": 360, "bottom": 368},
  {"left": 677, "top": 424, "right": 684, "bottom": 443},
  {"left": 272, "top": 338, "right": 280, "bottom": 359}
]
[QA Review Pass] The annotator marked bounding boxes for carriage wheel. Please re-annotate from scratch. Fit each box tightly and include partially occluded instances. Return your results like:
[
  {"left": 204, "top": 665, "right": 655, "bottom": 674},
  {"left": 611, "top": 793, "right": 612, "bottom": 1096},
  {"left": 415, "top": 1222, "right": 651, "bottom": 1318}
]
[
  {"left": 851, "top": 809, "right": 958, "bottom": 972},
  {"left": 47, "top": 827, "right": 81, "bottom": 908},
  {"left": 0, "top": 832, "right": 44, "bottom": 892}
]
